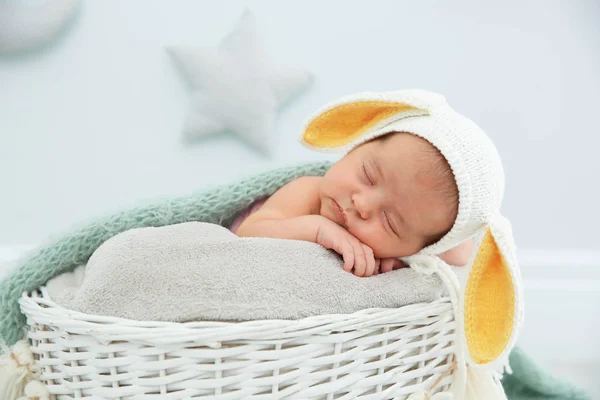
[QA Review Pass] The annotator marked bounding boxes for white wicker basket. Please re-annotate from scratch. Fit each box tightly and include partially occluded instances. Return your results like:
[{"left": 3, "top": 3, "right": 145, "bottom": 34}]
[{"left": 20, "top": 288, "right": 457, "bottom": 399}]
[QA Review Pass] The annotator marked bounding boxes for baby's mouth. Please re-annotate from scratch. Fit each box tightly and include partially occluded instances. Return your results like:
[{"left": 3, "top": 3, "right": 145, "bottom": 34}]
[{"left": 332, "top": 199, "right": 348, "bottom": 227}]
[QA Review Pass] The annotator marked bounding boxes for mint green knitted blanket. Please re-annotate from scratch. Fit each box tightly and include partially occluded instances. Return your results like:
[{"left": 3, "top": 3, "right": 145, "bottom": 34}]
[
  {"left": 0, "top": 161, "right": 589, "bottom": 399},
  {"left": 0, "top": 162, "right": 331, "bottom": 346}
]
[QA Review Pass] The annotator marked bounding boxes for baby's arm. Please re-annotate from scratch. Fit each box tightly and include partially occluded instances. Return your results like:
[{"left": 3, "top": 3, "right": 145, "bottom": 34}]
[
  {"left": 236, "top": 176, "right": 324, "bottom": 241},
  {"left": 237, "top": 176, "right": 378, "bottom": 277}
]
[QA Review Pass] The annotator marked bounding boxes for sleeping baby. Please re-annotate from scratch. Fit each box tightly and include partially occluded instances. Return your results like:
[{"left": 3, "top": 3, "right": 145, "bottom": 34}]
[{"left": 233, "top": 130, "right": 473, "bottom": 277}]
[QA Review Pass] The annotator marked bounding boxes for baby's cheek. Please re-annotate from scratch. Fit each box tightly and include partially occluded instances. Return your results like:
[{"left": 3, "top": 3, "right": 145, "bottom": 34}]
[
  {"left": 371, "top": 236, "right": 422, "bottom": 259},
  {"left": 362, "top": 236, "right": 399, "bottom": 258},
  {"left": 350, "top": 222, "right": 414, "bottom": 257}
]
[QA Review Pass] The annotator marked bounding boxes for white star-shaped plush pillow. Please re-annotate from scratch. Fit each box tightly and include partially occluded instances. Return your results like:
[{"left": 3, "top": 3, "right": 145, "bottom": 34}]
[{"left": 167, "top": 10, "right": 314, "bottom": 155}]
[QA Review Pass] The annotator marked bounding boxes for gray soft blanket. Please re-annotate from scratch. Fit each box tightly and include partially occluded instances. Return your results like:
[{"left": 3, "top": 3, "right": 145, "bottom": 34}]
[{"left": 47, "top": 222, "right": 444, "bottom": 321}]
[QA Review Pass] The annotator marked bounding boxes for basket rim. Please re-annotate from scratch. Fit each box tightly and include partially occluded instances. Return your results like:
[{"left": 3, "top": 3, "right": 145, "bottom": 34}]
[{"left": 21, "top": 288, "right": 455, "bottom": 344}]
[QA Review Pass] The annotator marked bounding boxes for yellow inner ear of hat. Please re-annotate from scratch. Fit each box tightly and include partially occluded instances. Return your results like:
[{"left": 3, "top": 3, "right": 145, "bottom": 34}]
[
  {"left": 303, "top": 101, "right": 420, "bottom": 148},
  {"left": 465, "top": 228, "right": 515, "bottom": 364}
]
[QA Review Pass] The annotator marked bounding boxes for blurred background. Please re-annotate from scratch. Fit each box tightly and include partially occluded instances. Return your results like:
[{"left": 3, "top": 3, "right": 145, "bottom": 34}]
[{"left": 1, "top": 0, "right": 598, "bottom": 396}]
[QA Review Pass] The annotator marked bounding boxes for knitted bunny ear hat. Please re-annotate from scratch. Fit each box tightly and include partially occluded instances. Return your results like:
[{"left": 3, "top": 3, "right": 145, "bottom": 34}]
[{"left": 299, "top": 89, "right": 523, "bottom": 381}]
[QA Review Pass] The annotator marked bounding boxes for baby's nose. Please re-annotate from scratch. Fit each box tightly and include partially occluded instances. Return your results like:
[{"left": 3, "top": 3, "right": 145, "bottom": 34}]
[{"left": 351, "top": 193, "right": 373, "bottom": 220}]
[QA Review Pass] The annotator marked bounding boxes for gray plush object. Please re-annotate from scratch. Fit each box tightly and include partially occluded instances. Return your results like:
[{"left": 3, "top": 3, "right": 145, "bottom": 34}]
[{"left": 47, "top": 222, "right": 444, "bottom": 322}]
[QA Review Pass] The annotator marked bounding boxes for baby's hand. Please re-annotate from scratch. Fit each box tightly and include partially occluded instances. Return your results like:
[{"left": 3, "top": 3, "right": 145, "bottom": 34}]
[
  {"left": 316, "top": 219, "right": 377, "bottom": 277},
  {"left": 375, "top": 257, "right": 406, "bottom": 274}
]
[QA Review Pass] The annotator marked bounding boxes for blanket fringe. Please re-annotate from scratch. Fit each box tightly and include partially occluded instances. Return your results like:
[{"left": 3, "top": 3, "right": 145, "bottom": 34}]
[
  {"left": 407, "top": 357, "right": 507, "bottom": 399},
  {"left": 0, "top": 340, "right": 49, "bottom": 400},
  {"left": 464, "top": 365, "right": 507, "bottom": 400}
]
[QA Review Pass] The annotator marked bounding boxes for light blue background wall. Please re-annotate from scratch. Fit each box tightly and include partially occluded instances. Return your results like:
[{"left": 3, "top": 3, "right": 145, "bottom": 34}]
[{"left": 1, "top": 0, "right": 599, "bottom": 248}]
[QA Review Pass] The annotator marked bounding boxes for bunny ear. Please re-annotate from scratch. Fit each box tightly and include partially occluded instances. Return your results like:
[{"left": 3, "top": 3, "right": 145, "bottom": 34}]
[
  {"left": 301, "top": 100, "right": 428, "bottom": 150},
  {"left": 464, "top": 216, "right": 523, "bottom": 365}
]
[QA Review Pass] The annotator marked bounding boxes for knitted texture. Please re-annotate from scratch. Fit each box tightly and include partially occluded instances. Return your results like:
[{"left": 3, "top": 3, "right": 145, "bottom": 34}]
[
  {"left": 464, "top": 228, "right": 515, "bottom": 364},
  {"left": 0, "top": 160, "right": 589, "bottom": 399},
  {"left": 299, "top": 89, "right": 505, "bottom": 256},
  {"left": 502, "top": 347, "right": 592, "bottom": 400},
  {"left": 0, "top": 161, "right": 331, "bottom": 347},
  {"left": 298, "top": 89, "right": 523, "bottom": 371}
]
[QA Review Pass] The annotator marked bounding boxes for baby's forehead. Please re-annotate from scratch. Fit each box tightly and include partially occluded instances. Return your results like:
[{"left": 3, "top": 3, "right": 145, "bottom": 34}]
[
  {"left": 375, "top": 132, "right": 447, "bottom": 173},
  {"left": 374, "top": 134, "right": 457, "bottom": 198}
]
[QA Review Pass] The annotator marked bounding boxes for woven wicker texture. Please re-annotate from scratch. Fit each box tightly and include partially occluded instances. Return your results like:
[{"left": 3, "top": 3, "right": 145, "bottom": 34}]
[{"left": 22, "top": 289, "right": 456, "bottom": 399}]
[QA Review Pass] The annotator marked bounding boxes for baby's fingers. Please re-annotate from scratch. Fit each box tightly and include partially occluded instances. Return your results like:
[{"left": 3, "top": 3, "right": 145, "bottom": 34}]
[
  {"left": 342, "top": 249, "right": 355, "bottom": 272},
  {"left": 380, "top": 258, "right": 394, "bottom": 273},
  {"left": 340, "top": 239, "right": 355, "bottom": 272},
  {"left": 393, "top": 259, "right": 406, "bottom": 270},
  {"left": 362, "top": 245, "right": 376, "bottom": 277},
  {"left": 374, "top": 258, "right": 382, "bottom": 275},
  {"left": 352, "top": 241, "right": 367, "bottom": 277},
  {"left": 381, "top": 258, "right": 404, "bottom": 273}
]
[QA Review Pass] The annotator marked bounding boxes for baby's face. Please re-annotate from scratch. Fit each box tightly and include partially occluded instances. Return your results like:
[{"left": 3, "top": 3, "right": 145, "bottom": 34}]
[{"left": 318, "top": 132, "right": 457, "bottom": 258}]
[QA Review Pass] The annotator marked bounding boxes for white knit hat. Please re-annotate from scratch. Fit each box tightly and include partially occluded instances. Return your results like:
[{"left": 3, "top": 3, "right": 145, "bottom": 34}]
[{"left": 299, "top": 90, "right": 524, "bottom": 394}]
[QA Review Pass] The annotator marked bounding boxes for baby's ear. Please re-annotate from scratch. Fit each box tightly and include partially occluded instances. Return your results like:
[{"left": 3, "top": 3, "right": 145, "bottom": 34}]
[
  {"left": 300, "top": 99, "right": 428, "bottom": 151},
  {"left": 463, "top": 215, "right": 523, "bottom": 366}
]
